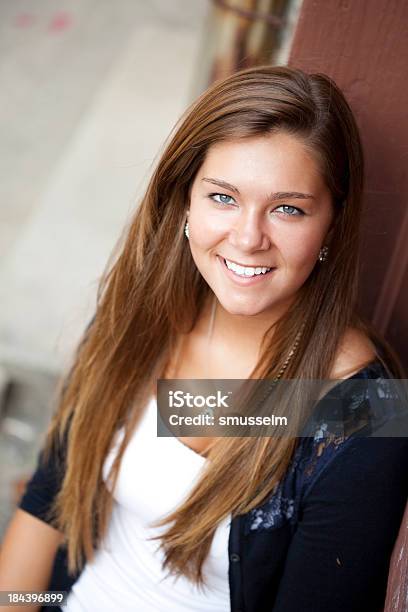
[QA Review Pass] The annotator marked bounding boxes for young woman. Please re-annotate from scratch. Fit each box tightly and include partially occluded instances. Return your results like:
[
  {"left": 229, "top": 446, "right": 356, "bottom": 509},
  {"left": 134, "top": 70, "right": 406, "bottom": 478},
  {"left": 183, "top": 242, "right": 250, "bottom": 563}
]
[{"left": 1, "top": 66, "right": 407, "bottom": 612}]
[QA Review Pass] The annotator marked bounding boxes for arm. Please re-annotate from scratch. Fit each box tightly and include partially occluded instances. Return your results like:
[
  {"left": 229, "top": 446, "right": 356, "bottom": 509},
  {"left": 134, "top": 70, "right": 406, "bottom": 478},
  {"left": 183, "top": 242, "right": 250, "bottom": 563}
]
[
  {"left": 0, "top": 319, "right": 94, "bottom": 610},
  {"left": 0, "top": 509, "right": 64, "bottom": 612},
  {"left": 272, "top": 436, "right": 408, "bottom": 612},
  {"left": 0, "top": 429, "right": 72, "bottom": 611}
]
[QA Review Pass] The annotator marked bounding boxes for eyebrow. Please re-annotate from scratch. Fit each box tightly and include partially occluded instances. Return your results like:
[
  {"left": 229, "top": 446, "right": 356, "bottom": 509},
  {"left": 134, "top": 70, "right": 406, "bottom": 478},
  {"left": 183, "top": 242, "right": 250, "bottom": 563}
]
[{"left": 202, "top": 177, "right": 316, "bottom": 201}]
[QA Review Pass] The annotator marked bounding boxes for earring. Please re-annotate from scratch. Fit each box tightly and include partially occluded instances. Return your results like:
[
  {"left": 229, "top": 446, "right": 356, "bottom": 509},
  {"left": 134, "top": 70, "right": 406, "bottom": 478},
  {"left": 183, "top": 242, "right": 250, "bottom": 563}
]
[
  {"left": 318, "top": 245, "right": 329, "bottom": 262},
  {"left": 184, "top": 221, "right": 189, "bottom": 239}
]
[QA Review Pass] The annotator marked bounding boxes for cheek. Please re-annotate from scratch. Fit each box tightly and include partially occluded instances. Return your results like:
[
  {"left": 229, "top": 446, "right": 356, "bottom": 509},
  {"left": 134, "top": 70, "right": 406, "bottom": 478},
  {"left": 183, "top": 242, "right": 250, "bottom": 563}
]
[
  {"left": 277, "top": 226, "right": 323, "bottom": 270},
  {"left": 187, "top": 216, "right": 217, "bottom": 272},
  {"left": 188, "top": 205, "right": 225, "bottom": 250},
  {"left": 190, "top": 226, "right": 221, "bottom": 257}
]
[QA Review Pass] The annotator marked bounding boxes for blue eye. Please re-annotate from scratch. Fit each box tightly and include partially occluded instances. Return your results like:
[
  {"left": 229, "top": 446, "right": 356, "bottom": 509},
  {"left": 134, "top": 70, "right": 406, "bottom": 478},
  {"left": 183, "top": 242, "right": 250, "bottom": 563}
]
[
  {"left": 274, "top": 205, "right": 304, "bottom": 216},
  {"left": 209, "top": 193, "right": 236, "bottom": 206}
]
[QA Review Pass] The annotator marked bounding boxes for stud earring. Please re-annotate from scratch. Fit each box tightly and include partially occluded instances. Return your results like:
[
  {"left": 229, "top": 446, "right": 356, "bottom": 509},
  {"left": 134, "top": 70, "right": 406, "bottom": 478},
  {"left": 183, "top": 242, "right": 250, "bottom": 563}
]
[
  {"left": 184, "top": 221, "right": 189, "bottom": 239},
  {"left": 318, "top": 245, "right": 329, "bottom": 262}
]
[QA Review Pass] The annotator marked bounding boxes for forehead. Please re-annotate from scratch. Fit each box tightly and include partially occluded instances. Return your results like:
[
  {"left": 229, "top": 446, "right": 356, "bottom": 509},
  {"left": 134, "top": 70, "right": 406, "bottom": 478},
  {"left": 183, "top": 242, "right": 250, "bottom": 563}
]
[{"left": 196, "top": 132, "right": 326, "bottom": 194}]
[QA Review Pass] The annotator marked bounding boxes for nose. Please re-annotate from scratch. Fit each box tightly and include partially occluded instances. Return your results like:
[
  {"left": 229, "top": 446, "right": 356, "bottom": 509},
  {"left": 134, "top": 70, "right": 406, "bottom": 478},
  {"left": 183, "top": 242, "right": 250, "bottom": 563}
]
[{"left": 228, "top": 208, "right": 271, "bottom": 252}]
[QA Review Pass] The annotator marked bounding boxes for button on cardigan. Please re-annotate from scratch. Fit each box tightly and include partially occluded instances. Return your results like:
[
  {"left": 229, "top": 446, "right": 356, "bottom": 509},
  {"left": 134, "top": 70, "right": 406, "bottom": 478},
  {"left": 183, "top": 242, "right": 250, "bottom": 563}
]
[{"left": 18, "top": 361, "right": 408, "bottom": 612}]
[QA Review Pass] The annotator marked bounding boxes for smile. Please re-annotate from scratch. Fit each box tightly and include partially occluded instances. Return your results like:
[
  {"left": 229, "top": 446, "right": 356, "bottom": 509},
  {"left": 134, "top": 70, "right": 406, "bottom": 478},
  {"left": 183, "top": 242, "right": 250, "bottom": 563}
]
[
  {"left": 223, "top": 257, "right": 272, "bottom": 277},
  {"left": 217, "top": 255, "right": 275, "bottom": 285}
]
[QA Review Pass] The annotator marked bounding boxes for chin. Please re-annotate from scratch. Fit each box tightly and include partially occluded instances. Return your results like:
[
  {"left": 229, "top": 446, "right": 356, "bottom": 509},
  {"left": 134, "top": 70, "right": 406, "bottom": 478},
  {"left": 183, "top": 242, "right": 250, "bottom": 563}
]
[{"left": 218, "top": 296, "right": 270, "bottom": 317}]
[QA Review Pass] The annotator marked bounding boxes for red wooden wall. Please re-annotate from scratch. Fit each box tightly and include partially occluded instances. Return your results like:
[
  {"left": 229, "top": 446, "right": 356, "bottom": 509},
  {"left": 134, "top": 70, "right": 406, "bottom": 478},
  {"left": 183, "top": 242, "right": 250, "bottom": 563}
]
[{"left": 288, "top": 0, "right": 408, "bottom": 370}]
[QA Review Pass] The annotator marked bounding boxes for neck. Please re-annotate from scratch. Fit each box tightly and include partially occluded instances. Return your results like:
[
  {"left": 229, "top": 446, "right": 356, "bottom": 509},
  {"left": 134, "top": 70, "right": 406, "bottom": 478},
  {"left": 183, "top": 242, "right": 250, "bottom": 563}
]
[{"left": 198, "top": 293, "right": 291, "bottom": 359}]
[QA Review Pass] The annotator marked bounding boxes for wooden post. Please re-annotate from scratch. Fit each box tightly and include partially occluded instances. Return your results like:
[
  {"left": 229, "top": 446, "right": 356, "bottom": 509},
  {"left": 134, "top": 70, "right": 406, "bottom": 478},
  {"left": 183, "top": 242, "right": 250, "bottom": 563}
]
[
  {"left": 384, "top": 501, "right": 408, "bottom": 612},
  {"left": 195, "top": 0, "right": 287, "bottom": 90}
]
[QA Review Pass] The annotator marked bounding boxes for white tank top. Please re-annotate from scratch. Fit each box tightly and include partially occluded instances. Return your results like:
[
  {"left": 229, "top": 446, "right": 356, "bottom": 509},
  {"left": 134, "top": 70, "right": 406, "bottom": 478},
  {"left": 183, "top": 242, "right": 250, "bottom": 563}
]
[{"left": 65, "top": 396, "right": 231, "bottom": 611}]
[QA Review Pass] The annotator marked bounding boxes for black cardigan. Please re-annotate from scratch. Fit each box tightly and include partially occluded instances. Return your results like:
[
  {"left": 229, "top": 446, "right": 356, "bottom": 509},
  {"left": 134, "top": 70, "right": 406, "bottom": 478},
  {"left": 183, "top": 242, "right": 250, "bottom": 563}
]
[{"left": 18, "top": 361, "right": 408, "bottom": 612}]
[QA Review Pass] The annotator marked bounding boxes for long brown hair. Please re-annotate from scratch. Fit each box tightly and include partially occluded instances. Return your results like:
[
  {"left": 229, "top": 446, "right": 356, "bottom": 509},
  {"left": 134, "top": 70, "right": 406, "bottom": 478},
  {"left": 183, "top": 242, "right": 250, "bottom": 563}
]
[{"left": 42, "top": 65, "right": 404, "bottom": 584}]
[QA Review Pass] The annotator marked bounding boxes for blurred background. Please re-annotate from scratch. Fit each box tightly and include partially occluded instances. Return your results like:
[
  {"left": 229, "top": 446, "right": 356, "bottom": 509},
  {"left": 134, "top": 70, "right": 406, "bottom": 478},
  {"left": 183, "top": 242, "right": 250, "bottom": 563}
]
[{"left": 0, "top": 0, "right": 407, "bottom": 537}]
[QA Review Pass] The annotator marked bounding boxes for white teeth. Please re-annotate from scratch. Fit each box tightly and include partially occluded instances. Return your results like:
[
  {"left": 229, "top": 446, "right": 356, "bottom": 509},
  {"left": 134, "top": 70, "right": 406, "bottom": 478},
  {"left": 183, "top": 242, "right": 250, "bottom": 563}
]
[{"left": 224, "top": 258, "right": 272, "bottom": 277}]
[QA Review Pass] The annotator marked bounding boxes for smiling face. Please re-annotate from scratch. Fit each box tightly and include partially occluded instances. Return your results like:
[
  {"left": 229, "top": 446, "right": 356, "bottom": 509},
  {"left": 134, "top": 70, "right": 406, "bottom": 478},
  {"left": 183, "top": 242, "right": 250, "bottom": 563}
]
[{"left": 187, "top": 131, "right": 335, "bottom": 318}]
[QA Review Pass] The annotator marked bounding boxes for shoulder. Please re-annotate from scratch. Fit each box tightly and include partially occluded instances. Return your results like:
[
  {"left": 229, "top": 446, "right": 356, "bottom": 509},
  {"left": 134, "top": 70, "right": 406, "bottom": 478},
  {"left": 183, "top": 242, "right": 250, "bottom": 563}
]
[
  {"left": 245, "top": 370, "right": 407, "bottom": 535},
  {"left": 329, "top": 326, "right": 377, "bottom": 379}
]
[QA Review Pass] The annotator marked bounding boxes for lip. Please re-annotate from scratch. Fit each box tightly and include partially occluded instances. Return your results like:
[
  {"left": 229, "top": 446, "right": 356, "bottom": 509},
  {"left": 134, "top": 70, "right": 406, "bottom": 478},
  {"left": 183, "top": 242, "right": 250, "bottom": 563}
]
[
  {"left": 221, "top": 255, "right": 274, "bottom": 269},
  {"left": 217, "top": 255, "right": 275, "bottom": 286}
]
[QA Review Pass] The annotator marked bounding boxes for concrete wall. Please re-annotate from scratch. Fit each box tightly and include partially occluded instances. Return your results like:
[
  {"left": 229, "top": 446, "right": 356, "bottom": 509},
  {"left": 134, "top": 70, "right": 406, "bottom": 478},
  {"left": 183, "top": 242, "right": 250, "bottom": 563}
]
[{"left": 0, "top": 0, "right": 209, "bottom": 373}]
